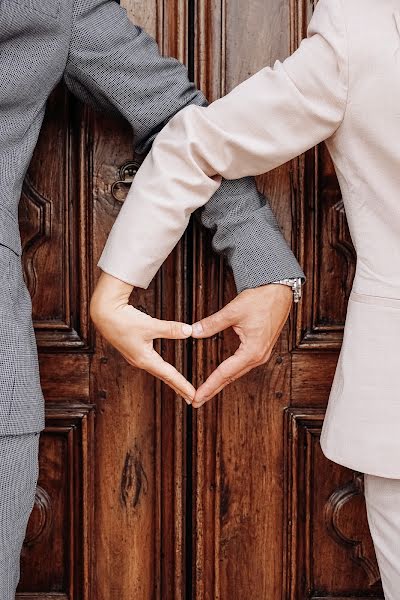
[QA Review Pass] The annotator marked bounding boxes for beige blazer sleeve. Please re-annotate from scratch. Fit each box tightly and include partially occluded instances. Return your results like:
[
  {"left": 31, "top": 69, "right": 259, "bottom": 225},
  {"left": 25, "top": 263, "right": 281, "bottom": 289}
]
[{"left": 98, "top": 0, "right": 348, "bottom": 287}]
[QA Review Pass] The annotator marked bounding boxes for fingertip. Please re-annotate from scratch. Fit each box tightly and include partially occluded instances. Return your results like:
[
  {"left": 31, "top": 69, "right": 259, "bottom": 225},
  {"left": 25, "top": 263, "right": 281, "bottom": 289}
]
[
  {"left": 192, "top": 390, "right": 208, "bottom": 408},
  {"left": 185, "top": 384, "right": 197, "bottom": 404},
  {"left": 182, "top": 323, "right": 193, "bottom": 337},
  {"left": 191, "top": 322, "right": 204, "bottom": 338},
  {"left": 192, "top": 398, "right": 206, "bottom": 408}
]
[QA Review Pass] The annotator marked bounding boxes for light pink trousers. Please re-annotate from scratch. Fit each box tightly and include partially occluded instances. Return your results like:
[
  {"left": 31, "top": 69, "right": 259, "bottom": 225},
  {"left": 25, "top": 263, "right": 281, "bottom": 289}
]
[{"left": 364, "top": 474, "right": 400, "bottom": 600}]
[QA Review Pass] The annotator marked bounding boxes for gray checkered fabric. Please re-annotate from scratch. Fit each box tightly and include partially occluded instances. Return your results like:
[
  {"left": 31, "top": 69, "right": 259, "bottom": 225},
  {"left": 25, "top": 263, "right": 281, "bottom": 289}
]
[
  {"left": 0, "top": 246, "right": 45, "bottom": 436},
  {"left": 0, "top": 432, "right": 40, "bottom": 600},
  {"left": 0, "top": 0, "right": 305, "bottom": 437}
]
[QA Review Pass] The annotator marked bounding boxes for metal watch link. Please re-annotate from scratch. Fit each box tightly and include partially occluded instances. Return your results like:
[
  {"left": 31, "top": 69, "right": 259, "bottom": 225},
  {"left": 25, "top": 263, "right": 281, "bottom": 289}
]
[{"left": 270, "top": 277, "right": 302, "bottom": 303}]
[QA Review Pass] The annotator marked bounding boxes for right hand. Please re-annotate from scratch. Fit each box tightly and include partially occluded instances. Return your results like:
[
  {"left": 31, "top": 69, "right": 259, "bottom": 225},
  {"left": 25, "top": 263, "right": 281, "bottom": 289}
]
[
  {"left": 90, "top": 271, "right": 195, "bottom": 404},
  {"left": 191, "top": 283, "right": 293, "bottom": 408}
]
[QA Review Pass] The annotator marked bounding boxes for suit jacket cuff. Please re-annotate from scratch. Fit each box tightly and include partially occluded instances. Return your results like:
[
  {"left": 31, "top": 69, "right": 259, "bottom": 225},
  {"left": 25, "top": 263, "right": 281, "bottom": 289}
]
[{"left": 224, "top": 205, "right": 306, "bottom": 293}]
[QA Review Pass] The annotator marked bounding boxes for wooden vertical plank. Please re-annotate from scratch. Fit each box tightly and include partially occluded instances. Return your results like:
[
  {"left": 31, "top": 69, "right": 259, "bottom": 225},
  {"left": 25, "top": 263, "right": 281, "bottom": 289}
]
[
  {"left": 89, "top": 1, "right": 190, "bottom": 598},
  {"left": 157, "top": 2, "right": 190, "bottom": 597},
  {"left": 89, "top": 104, "right": 160, "bottom": 600},
  {"left": 192, "top": 0, "right": 296, "bottom": 597}
]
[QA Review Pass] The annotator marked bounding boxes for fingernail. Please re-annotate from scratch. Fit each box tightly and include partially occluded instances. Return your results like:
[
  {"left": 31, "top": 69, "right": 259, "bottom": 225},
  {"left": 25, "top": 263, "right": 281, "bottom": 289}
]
[
  {"left": 182, "top": 324, "right": 192, "bottom": 336},
  {"left": 192, "top": 322, "right": 203, "bottom": 336},
  {"left": 185, "top": 397, "right": 192, "bottom": 405}
]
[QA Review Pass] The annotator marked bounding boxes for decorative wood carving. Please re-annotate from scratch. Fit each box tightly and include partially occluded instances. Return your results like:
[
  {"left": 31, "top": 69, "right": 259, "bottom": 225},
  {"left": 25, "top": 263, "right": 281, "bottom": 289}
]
[
  {"left": 325, "top": 472, "right": 381, "bottom": 587},
  {"left": 327, "top": 197, "right": 357, "bottom": 297},
  {"left": 291, "top": 0, "right": 357, "bottom": 350},
  {"left": 19, "top": 85, "right": 91, "bottom": 350},
  {"left": 284, "top": 408, "right": 383, "bottom": 599},
  {"left": 17, "top": 403, "right": 95, "bottom": 600},
  {"left": 23, "top": 485, "right": 53, "bottom": 548},
  {"left": 19, "top": 176, "right": 52, "bottom": 299}
]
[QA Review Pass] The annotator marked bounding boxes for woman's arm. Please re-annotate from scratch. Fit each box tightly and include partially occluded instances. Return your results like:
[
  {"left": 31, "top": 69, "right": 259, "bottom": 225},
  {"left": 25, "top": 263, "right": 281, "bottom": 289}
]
[
  {"left": 98, "top": 0, "right": 348, "bottom": 288},
  {"left": 64, "top": 0, "right": 304, "bottom": 293}
]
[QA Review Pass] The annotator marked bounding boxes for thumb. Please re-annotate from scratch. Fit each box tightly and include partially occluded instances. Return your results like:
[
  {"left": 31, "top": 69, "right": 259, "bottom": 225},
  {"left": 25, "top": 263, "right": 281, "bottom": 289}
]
[
  {"left": 192, "top": 306, "right": 234, "bottom": 339},
  {"left": 153, "top": 318, "right": 193, "bottom": 340}
]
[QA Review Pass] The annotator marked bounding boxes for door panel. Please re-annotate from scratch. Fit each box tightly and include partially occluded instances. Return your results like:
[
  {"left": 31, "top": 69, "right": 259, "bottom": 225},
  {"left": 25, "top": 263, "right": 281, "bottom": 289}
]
[
  {"left": 286, "top": 409, "right": 380, "bottom": 598},
  {"left": 17, "top": 2, "right": 189, "bottom": 599},
  {"left": 16, "top": 1, "right": 384, "bottom": 599}
]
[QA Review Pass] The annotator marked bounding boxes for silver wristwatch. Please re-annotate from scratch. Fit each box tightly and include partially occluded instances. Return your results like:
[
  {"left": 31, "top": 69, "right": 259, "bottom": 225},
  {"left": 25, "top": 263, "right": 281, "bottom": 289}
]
[{"left": 270, "top": 277, "right": 303, "bottom": 303}]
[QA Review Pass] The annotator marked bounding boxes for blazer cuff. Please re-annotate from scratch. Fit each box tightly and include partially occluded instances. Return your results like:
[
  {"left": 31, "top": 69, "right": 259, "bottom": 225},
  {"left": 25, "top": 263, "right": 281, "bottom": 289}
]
[
  {"left": 225, "top": 207, "right": 306, "bottom": 293},
  {"left": 97, "top": 251, "right": 155, "bottom": 288}
]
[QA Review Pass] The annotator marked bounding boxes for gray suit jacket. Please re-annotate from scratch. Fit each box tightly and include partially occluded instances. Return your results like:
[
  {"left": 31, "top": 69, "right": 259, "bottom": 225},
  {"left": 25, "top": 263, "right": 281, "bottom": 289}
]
[{"left": 0, "top": 0, "right": 304, "bottom": 435}]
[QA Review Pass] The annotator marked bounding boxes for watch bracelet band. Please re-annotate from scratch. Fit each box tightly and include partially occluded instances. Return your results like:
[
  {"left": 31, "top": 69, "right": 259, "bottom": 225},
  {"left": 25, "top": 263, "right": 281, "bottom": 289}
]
[{"left": 270, "top": 277, "right": 303, "bottom": 302}]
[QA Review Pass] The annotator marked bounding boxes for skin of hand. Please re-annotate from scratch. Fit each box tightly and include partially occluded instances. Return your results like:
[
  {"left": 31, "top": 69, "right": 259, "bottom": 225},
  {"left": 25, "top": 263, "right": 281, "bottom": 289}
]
[
  {"left": 90, "top": 271, "right": 196, "bottom": 404},
  {"left": 191, "top": 283, "right": 293, "bottom": 408}
]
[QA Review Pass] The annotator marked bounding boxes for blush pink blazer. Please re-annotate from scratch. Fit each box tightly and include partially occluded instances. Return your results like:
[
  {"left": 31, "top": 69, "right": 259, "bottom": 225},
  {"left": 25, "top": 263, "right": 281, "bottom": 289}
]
[{"left": 99, "top": 0, "right": 400, "bottom": 477}]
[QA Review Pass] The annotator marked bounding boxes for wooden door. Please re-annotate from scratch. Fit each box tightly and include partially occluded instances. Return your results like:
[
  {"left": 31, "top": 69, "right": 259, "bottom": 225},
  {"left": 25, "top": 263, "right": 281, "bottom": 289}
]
[{"left": 16, "top": 1, "right": 384, "bottom": 599}]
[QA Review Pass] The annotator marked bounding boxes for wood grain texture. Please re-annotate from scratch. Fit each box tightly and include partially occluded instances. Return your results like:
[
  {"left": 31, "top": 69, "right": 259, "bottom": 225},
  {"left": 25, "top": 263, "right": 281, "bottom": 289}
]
[
  {"left": 89, "top": 101, "right": 161, "bottom": 600},
  {"left": 22, "top": 85, "right": 90, "bottom": 350},
  {"left": 18, "top": 404, "right": 95, "bottom": 599},
  {"left": 192, "top": 1, "right": 294, "bottom": 597},
  {"left": 284, "top": 408, "right": 383, "bottom": 598},
  {"left": 88, "top": 2, "right": 190, "bottom": 598}
]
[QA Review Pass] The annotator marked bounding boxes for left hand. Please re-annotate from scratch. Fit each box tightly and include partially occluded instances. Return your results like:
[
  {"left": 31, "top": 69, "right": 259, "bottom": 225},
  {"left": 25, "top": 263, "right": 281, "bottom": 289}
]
[
  {"left": 191, "top": 284, "right": 293, "bottom": 408},
  {"left": 90, "top": 271, "right": 196, "bottom": 403}
]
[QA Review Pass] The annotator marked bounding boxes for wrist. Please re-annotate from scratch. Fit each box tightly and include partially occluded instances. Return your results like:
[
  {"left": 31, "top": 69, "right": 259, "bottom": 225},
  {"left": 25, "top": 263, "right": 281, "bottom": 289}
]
[
  {"left": 241, "top": 282, "right": 293, "bottom": 304},
  {"left": 91, "top": 271, "right": 134, "bottom": 320},
  {"left": 269, "top": 277, "right": 302, "bottom": 303},
  {"left": 267, "top": 282, "right": 294, "bottom": 303}
]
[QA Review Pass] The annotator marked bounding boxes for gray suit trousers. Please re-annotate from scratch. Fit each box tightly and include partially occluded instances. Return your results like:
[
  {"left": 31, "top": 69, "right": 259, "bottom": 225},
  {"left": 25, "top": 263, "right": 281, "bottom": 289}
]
[
  {"left": 0, "top": 432, "right": 40, "bottom": 599},
  {"left": 364, "top": 475, "right": 400, "bottom": 600},
  {"left": 0, "top": 244, "right": 43, "bottom": 598}
]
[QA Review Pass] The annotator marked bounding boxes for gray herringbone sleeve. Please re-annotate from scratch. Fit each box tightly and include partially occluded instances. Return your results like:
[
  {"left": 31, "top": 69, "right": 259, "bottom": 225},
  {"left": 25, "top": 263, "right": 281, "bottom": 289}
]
[{"left": 63, "top": 0, "right": 306, "bottom": 292}]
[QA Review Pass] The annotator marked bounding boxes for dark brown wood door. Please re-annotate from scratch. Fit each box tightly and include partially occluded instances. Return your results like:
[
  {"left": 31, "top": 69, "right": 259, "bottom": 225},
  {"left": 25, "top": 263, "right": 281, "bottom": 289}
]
[{"left": 17, "top": 1, "right": 384, "bottom": 599}]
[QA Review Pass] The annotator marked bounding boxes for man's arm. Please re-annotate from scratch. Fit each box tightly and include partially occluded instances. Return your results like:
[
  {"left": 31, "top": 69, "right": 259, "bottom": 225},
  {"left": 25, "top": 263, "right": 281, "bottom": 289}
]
[
  {"left": 63, "top": 0, "right": 305, "bottom": 292},
  {"left": 90, "top": 0, "right": 347, "bottom": 407}
]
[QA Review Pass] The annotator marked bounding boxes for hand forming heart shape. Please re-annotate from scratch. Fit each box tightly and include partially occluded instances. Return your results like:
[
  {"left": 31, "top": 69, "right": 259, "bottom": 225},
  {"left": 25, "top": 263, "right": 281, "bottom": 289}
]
[{"left": 91, "top": 274, "right": 294, "bottom": 409}]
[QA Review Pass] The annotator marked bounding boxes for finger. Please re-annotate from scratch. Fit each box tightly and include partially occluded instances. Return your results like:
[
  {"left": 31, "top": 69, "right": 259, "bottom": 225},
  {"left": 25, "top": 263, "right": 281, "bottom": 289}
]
[
  {"left": 192, "top": 349, "right": 253, "bottom": 407},
  {"left": 145, "top": 350, "right": 196, "bottom": 403},
  {"left": 191, "top": 305, "right": 235, "bottom": 339},
  {"left": 152, "top": 318, "right": 192, "bottom": 340},
  {"left": 192, "top": 362, "right": 252, "bottom": 408}
]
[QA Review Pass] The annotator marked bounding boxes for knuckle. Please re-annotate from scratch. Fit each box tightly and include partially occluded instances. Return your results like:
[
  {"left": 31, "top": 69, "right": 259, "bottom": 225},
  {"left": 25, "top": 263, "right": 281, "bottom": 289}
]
[
  {"left": 218, "top": 364, "right": 234, "bottom": 383},
  {"left": 149, "top": 316, "right": 161, "bottom": 332},
  {"left": 200, "top": 317, "right": 214, "bottom": 334},
  {"left": 161, "top": 364, "right": 174, "bottom": 384},
  {"left": 134, "top": 349, "right": 152, "bottom": 371},
  {"left": 167, "top": 321, "right": 177, "bottom": 338},
  {"left": 200, "top": 318, "right": 210, "bottom": 332},
  {"left": 134, "top": 356, "right": 146, "bottom": 370},
  {"left": 249, "top": 347, "right": 270, "bottom": 365}
]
